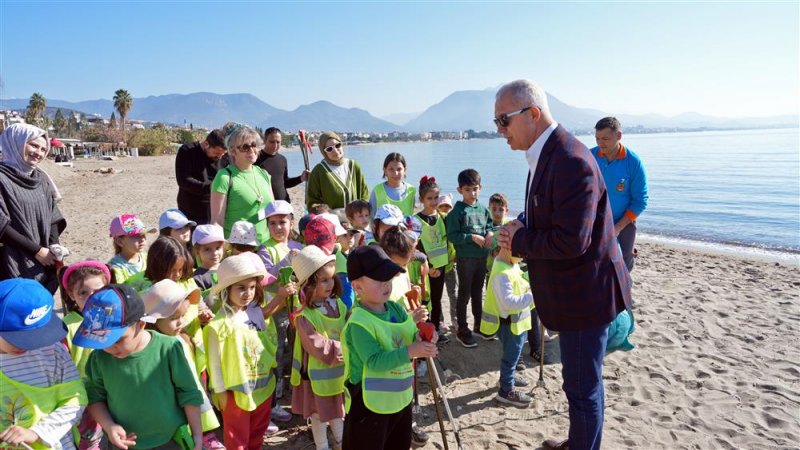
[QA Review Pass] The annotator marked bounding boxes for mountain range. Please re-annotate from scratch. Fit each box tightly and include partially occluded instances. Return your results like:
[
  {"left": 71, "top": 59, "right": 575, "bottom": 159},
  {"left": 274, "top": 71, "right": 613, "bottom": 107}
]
[{"left": 1, "top": 90, "right": 796, "bottom": 133}]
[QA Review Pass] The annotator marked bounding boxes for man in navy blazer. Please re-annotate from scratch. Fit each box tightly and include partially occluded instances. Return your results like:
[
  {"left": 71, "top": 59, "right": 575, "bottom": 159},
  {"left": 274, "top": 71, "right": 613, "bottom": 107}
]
[{"left": 496, "top": 80, "right": 632, "bottom": 450}]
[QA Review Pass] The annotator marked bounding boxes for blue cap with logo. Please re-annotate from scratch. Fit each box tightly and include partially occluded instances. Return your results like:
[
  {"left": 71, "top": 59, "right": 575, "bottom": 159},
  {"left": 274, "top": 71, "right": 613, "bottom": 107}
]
[
  {"left": 0, "top": 278, "right": 67, "bottom": 350},
  {"left": 72, "top": 284, "right": 145, "bottom": 350}
]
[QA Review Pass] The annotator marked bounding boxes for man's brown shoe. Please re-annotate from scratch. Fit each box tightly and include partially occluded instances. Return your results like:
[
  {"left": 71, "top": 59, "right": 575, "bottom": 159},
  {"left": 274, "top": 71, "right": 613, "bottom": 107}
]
[{"left": 542, "top": 439, "right": 569, "bottom": 450}]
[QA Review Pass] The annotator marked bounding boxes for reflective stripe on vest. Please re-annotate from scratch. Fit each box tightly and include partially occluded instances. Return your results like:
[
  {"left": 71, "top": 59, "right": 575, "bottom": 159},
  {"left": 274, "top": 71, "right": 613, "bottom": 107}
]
[
  {"left": 203, "top": 311, "right": 277, "bottom": 412},
  {"left": 373, "top": 182, "right": 417, "bottom": 216},
  {"left": 419, "top": 214, "right": 449, "bottom": 268},
  {"left": 0, "top": 369, "right": 87, "bottom": 450},
  {"left": 480, "top": 260, "right": 533, "bottom": 336},
  {"left": 290, "top": 298, "right": 347, "bottom": 397},
  {"left": 342, "top": 306, "right": 416, "bottom": 414}
]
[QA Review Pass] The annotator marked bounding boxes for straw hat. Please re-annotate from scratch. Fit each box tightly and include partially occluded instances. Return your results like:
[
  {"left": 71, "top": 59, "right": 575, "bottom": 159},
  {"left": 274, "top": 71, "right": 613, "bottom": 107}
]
[
  {"left": 141, "top": 279, "right": 200, "bottom": 322},
  {"left": 210, "top": 253, "right": 267, "bottom": 296},
  {"left": 291, "top": 246, "right": 335, "bottom": 286}
]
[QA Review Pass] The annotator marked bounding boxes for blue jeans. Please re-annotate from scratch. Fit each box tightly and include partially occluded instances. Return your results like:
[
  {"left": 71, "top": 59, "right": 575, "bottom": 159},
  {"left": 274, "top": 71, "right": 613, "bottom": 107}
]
[
  {"left": 498, "top": 321, "right": 525, "bottom": 393},
  {"left": 559, "top": 323, "right": 610, "bottom": 450}
]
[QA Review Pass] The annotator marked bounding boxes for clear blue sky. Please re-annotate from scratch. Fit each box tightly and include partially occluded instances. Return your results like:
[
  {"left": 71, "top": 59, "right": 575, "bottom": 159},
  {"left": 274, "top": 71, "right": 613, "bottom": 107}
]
[{"left": 2, "top": 1, "right": 797, "bottom": 118}]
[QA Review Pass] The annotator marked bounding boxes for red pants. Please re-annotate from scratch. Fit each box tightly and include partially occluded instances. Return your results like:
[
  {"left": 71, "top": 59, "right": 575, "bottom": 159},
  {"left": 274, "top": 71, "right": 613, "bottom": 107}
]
[{"left": 222, "top": 391, "right": 273, "bottom": 450}]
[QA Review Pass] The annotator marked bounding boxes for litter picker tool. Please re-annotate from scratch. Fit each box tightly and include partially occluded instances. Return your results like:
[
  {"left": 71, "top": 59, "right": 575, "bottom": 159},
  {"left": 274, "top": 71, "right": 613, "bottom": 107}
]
[
  {"left": 298, "top": 130, "right": 312, "bottom": 172},
  {"left": 418, "top": 322, "right": 449, "bottom": 450},
  {"left": 535, "top": 324, "right": 545, "bottom": 390},
  {"left": 419, "top": 322, "right": 463, "bottom": 450}
]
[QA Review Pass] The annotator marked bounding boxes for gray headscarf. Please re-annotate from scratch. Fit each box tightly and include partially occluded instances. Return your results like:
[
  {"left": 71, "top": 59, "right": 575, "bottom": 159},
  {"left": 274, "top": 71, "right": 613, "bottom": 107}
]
[
  {"left": 0, "top": 123, "right": 50, "bottom": 173},
  {"left": 0, "top": 123, "right": 62, "bottom": 201}
]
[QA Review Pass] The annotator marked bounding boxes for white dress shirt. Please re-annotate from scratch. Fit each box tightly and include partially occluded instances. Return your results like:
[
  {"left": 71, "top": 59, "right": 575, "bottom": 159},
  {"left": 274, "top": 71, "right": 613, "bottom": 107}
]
[{"left": 525, "top": 121, "right": 559, "bottom": 225}]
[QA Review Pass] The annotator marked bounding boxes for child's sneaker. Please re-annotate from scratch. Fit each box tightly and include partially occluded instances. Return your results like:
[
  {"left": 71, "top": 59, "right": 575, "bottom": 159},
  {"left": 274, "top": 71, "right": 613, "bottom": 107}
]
[
  {"left": 202, "top": 432, "right": 225, "bottom": 450},
  {"left": 271, "top": 405, "right": 292, "bottom": 422},
  {"left": 496, "top": 388, "right": 532, "bottom": 407},
  {"left": 437, "top": 329, "right": 450, "bottom": 344},
  {"left": 266, "top": 420, "right": 279, "bottom": 435},
  {"left": 456, "top": 329, "right": 478, "bottom": 348},
  {"left": 474, "top": 327, "right": 498, "bottom": 341},
  {"left": 411, "top": 424, "right": 429, "bottom": 445}
]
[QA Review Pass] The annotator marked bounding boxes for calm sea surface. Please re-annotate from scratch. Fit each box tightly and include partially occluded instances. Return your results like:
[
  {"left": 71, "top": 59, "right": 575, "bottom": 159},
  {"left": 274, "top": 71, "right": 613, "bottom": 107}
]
[{"left": 284, "top": 128, "right": 800, "bottom": 252}]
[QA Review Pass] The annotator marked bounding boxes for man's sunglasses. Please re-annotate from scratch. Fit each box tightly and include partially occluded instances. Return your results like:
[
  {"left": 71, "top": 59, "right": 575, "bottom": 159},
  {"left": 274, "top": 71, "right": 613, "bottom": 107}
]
[
  {"left": 324, "top": 143, "right": 343, "bottom": 153},
  {"left": 493, "top": 107, "right": 532, "bottom": 128}
]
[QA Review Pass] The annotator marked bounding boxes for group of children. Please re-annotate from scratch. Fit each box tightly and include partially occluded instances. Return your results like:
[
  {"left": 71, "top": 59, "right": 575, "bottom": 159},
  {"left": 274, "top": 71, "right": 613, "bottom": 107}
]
[{"left": 0, "top": 150, "right": 542, "bottom": 450}]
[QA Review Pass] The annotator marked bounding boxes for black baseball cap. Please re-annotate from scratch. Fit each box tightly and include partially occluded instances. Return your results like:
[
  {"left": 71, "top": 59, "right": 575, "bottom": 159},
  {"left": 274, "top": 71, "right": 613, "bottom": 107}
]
[{"left": 347, "top": 245, "right": 405, "bottom": 282}]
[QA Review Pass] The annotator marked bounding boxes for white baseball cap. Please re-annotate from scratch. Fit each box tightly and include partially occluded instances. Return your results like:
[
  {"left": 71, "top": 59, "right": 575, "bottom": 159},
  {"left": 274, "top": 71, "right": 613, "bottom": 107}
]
[
  {"left": 264, "top": 200, "right": 294, "bottom": 219},
  {"left": 192, "top": 224, "right": 225, "bottom": 246},
  {"left": 158, "top": 209, "right": 196, "bottom": 230},
  {"left": 374, "top": 204, "right": 404, "bottom": 226}
]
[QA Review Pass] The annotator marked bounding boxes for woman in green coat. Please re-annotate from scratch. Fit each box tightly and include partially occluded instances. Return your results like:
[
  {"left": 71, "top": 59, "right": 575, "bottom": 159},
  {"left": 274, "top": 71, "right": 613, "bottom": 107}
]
[{"left": 305, "top": 131, "right": 369, "bottom": 210}]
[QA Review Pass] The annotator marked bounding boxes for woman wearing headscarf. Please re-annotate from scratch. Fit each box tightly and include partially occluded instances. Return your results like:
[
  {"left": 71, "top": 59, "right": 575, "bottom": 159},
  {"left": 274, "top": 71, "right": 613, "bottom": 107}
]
[
  {"left": 210, "top": 124, "right": 275, "bottom": 244},
  {"left": 305, "top": 131, "right": 369, "bottom": 210},
  {"left": 0, "top": 123, "right": 67, "bottom": 293}
]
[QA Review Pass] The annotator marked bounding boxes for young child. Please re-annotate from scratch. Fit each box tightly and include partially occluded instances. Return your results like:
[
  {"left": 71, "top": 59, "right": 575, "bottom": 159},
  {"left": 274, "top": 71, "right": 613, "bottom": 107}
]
[
  {"left": 370, "top": 152, "right": 416, "bottom": 216},
  {"left": 486, "top": 193, "right": 512, "bottom": 278},
  {"left": 0, "top": 278, "right": 87, "bottom": 450},
  {"left": 142, "top": 280, "right": 224, "bottom": 449},
  {"left": 256, "top": 199, "right": 302, "bottom": 422},
  {"left": 415, "top": 176, "right": 450, "bottom": 341},
  {"left": 74, "top": 284, "right": 203, "bottom": 450},
  {"left": 107, "top": 213, "right": 156, "bottom": 283},
  {"left": 228, "top": 220, "right": 259, "bottom": 255},
  {"left": 370, "top": 204, "right": 404, "bottom": 245},
  {"left": 437, "top": 193, "right": 458, "bottom": 326},
  {"left": 345, "top": 199, "right": 371, "bottom": 248},
  {"left": 159, "top": 208, "right": 196, "bottom": 246},
  {"left": 203, "top": 254, "right": 295, "bottom": 449},
  {"left": 304, "top": 215, "right": 354, "bottom": 310},
  {"left": 341, "top": 246, "right": 438, "bottom": 450},
  {"left": 481, "top": 246, "right": 534, "bottom": 407},
  {"left": 445, "top": 169, "right": 495, "bottom": 348},
  {"left": 191, "top": 224, "right": 226, "bottom": 298},
  {"left": 59, "top": 261, "right": 111, "bottom": 450},
  {"left": 289, "top": 246, "right": 347, "bottom": 450}
]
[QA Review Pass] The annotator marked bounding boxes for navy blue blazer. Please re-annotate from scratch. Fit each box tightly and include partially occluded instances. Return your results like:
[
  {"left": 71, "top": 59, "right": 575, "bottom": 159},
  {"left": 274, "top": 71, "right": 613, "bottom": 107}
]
[{"left": 511, "top": 125, "right": 632, "bottom": 332}]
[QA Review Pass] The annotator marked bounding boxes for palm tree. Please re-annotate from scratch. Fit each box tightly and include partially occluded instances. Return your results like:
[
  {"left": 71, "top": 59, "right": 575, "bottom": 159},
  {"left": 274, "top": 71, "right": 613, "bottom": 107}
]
[
  {"left": 113, "top": 89, "right": 132, "bottom": 131},
  {"left": 25, "top": 92, "right": 46, "bottom": 125}
]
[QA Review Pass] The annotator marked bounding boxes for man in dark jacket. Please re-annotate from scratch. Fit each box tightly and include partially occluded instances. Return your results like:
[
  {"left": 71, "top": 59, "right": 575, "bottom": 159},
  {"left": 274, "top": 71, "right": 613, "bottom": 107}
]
[
  {"left": 175, "top": 129, "right": 227, "bottom": 225},
  {"left": 496, "top": 80, "right": 632, "bottom": 450},
  {"left": 256, "top": 127, "right": 308, "bottom": 202}
]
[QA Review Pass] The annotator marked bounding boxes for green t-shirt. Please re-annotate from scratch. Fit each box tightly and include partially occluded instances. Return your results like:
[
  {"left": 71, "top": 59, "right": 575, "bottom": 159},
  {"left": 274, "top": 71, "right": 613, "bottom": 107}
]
[
  {"left": 211, "top": 165, "right": 274, "bottom": 244},
  {"left": 344, "top": 301, "right": 412, "bottom": 385},
  {"left": 85, "top": 331, "right": 203, "bottom": 449}
]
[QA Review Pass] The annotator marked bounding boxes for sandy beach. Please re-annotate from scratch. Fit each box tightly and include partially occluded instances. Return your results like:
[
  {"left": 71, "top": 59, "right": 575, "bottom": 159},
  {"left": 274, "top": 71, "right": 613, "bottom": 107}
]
[{"left": 48, "top": 156, "right": 800, "bottom": 450}]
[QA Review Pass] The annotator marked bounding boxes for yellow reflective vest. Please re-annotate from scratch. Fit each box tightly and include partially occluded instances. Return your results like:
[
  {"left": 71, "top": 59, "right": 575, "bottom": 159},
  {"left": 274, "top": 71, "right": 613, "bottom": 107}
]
[
  {"left": 342, "top": 306, "right": 416, "bottom": 414},
  {"left": 178, "top": 337, "right": 220, "bottom": 432},
  {"left": 0, "top": 368, "right": 87, "bottom": 450},
  {"left": 418, "top": 213, "right": 449, "bottom": 268},
  {"left": 203, "top": 310, "right": 277, "bottom": 412},
  {"left": 290, "top": 298, "right": 347, "bottom": 397},
  {"left": 481, "top": 260, "right": 532, "bottom": 336},
  {"left": 373, "top": 182, "right": 417, "bottom": 216}
]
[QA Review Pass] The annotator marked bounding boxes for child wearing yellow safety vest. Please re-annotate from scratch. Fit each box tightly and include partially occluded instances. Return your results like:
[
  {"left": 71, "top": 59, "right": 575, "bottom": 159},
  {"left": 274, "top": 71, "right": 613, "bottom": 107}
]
[
  {"left": 415, "top": 176, "right": 450, "bottom": 341},
  {"left": 289, "top": 246, "right": 348, "bottom": 450},
  {"left": 369, "top": 152, "right": 417, "bottom": 216},
  {"left": 342, "top": 246, "right": 438, "bottom": 450},
  {"left": 203, "top": 253, "right": 295, "bottom": 450},
  {"left": 481, "top": 246, "right": 535, "bottom": 407},
  {"left": 0, "top": 279, "right": 87, "bottom": 450},
  {"left": 191, "top": 224, "right": 226, "bottom": 311},
  {"left": 142, "top": 280, "right": 224, "bottom": 449},
  {"left": 59, "top": 260, "right": 111, "bottom": 449}
]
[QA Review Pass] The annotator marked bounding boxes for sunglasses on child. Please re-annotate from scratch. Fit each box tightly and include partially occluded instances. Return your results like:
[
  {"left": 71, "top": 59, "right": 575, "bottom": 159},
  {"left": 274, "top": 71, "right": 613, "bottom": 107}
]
[
  {"left": 493, "top": 106, "right": 532, "bottom": 128},
  {"left": 324, "top": 143, "right": 343, "bottom": 153}
]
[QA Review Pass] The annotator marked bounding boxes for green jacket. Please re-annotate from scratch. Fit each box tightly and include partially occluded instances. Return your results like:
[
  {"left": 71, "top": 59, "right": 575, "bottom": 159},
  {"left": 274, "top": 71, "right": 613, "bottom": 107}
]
[
  {"left": 306, "top": 159, "right": 369, "bottom": 210},
  {"left": 445, "top": 200, "right": 494, "bottom": 258}
]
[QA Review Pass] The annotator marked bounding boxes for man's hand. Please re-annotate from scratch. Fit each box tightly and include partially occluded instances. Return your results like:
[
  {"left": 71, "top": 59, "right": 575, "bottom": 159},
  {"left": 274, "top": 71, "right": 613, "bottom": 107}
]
[
  {"left": 301, "top": 170, "right": 311, "bottom": 182},
  {"left": 498, "top": 220, "right": 525, "bottom": 251}
]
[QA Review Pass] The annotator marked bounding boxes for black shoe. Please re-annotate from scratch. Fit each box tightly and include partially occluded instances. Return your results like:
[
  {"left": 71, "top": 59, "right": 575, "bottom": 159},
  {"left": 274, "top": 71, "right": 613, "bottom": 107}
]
[
  {"left": 456, "top": 330, "right": 478, "bottom": 348},
  {"left": 474, "top": 328, "right": 498, "bottom": 341},
  {"left": 437, "top": 330, "right": 450, "bottom": 344},
  {"left": 411, "top": 425, "right": 429, "bottom": 445}
]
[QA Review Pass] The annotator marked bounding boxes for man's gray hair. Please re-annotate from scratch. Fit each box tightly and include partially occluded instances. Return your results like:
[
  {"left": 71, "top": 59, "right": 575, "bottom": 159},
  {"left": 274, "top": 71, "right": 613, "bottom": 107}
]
[{"left": 496, "top": 79, "right": 549, "bottom": 112}]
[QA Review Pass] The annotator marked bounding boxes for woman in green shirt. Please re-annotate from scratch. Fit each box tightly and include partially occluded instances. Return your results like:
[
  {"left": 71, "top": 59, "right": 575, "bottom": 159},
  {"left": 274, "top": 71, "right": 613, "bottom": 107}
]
[
  {"left": 210, "top": 125, "right": 275, "bottom": 244},
  {"left": 306, "top": 131, "right": 369, "bottom": 210}
]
